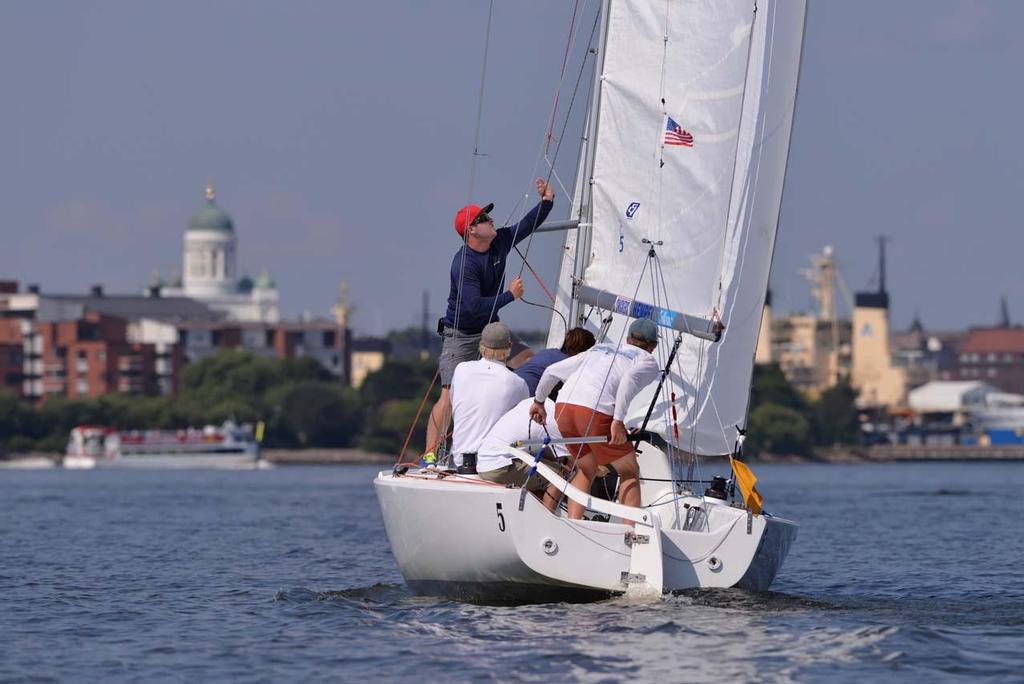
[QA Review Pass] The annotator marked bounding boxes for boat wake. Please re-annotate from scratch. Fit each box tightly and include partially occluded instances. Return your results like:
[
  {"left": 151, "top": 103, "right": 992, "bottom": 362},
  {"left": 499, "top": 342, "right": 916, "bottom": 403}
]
[
  {"left": 672, "top": 587, "right": 840, "bottom": 612},
  {"left": 273, "top": 583, "right": 410, "bottom": 605}
]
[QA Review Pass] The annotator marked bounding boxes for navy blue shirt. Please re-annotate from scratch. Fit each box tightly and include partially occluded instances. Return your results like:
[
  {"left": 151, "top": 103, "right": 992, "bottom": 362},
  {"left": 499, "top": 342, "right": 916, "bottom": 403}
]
[
  {"left": 514, "top": 347, "right": 568, "bottom": 395},
  {"left": 443, "top": 200, "right": 553, "bottom": 334}
]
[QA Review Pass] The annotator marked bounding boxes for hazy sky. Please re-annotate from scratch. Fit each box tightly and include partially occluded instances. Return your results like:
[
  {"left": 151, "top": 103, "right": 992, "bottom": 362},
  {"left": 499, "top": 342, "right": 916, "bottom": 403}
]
[{"left": 2, "top": 1, "right": 1021, "bottom": 336}]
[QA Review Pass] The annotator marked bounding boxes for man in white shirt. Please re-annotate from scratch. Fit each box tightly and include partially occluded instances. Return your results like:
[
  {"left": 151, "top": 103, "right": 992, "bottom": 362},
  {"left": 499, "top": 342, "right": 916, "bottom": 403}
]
[
  {"left": 477, "top": 397, "right": 567, "bottom": 511},
  {"left": 529, "top": 318, "right": 661, "bottom": 519},
  {"left": 450, "top": 322, "right": 530, "bottom": 470}
]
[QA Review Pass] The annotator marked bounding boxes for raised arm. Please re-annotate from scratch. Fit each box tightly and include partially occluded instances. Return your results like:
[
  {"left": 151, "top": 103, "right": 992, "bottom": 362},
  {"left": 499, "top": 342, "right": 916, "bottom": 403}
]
[
  {"left": 534, "top": 352, "right": 587, "bottom": 403},
  {"left": 497, "top": 178, "right": 555, "bottom": 249},
  {"left": 613, "top": 355, "right": 662, "bottom": 421}
]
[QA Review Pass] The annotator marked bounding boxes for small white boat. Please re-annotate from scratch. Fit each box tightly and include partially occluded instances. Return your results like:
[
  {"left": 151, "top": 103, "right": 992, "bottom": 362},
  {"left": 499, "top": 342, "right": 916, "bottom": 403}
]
[
  {"left": 377, "top": 0, "right": 806, "bottom": 601},
  {"left": 64, "top": 422, "right": 261, "bottom": 469},
  {"left": 376, "top": 440, "right": 796, "bottom": 601}
]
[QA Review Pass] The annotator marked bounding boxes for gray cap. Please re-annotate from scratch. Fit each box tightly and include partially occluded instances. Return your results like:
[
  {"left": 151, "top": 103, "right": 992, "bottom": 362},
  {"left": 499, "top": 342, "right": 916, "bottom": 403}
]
[
  {"left": 480, "top": 321, "right": 512, "bottom": 349},
  {"left": 628, "top": 318, "right": 659, "bottom": 343}
]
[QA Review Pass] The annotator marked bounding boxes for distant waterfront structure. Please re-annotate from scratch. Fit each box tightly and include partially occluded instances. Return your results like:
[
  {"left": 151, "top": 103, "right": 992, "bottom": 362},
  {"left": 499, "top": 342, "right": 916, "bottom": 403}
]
[
  {"left": 159, "top": 184, "right": 280, "bottom": 323},
  {"left": 0, "top": 182, "right": 384, "bottom": 401},
  {"left": 765, "top": 246, "right": 852, "bottom": 396},
  {"left": 953, "top": 327, "right": 1024, "bottom": 395}
]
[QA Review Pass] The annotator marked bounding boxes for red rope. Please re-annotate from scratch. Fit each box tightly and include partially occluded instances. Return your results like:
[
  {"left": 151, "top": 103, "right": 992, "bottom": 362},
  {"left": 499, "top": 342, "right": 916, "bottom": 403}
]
[
  {"left": 545, "top": 0, "right": 583, "bottom": 154},
  {"left": 520, "top": 252, "right": 557, "bottom": 304},
  {"left": 397, "top": 368, "right": 440, "bottom": 464}
]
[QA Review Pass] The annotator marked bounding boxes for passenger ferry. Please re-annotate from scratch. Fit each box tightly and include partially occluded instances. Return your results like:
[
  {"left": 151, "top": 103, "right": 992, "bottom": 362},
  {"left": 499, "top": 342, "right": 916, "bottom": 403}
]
[{"left": 64, "top": 421, "right": 261, "bottom": 469}]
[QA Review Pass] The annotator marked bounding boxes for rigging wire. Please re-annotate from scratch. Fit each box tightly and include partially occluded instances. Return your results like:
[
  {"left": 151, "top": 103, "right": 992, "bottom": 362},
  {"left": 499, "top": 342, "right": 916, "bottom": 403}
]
[
  {"left": 515, "top": 7, "right": 603, "bottom": 283},
  {"left": 452, "top": 0, "right": 496, "bottom": 339}
]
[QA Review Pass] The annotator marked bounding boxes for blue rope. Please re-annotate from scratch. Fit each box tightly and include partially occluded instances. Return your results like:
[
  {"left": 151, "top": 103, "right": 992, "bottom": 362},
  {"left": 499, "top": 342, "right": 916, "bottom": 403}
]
[{"left": 526, "top": 434, "right": 551, "bottom": 479}]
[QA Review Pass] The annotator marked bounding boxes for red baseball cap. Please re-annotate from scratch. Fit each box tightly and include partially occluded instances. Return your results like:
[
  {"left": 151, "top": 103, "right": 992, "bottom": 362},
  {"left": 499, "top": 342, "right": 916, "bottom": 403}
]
[{"left": 453, "top": 202, "right": 494, "bottom": 237}]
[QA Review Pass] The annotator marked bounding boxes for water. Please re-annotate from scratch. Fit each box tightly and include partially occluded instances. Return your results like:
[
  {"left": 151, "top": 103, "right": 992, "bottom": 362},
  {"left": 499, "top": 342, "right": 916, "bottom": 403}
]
[{"left": 1, "top": 462, "right": 1022, "bottom": 683}]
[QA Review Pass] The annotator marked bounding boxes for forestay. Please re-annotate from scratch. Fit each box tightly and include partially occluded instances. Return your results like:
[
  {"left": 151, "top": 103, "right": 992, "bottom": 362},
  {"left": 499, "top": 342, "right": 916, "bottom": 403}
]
[{"left": 549, "top": 0, "right": 807, "bottom": 456}]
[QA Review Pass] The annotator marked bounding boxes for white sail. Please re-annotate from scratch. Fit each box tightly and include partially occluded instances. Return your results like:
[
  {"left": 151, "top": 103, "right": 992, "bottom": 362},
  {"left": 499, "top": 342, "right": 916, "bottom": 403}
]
[{"left": 552, "top": 0, "right": 807, "bottom": 456}]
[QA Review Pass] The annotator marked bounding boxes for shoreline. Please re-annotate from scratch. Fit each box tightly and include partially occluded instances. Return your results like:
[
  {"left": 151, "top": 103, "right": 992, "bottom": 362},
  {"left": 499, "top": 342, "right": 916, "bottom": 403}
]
[
  {"left": 754, "top": 444, "right": 1024, "bottom": 463},
  {"left": 6, "top": 444, "right": 1024, "bottom": 468}
]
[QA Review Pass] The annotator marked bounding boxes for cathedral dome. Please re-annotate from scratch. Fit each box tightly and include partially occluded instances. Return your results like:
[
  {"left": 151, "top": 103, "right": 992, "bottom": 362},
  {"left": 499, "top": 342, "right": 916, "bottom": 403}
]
[{"left": 187, "top": 184, "right": 234, "bottom": 233}]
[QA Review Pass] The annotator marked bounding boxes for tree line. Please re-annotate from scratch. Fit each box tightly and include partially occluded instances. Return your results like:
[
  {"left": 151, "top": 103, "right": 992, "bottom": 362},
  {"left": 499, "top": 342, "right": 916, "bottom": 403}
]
[
  {"left": 0, "top": 350, "right": 853, "bottom": 457},
  {"left": 0, "top": 349, "right": 439, "bottom": 455}
]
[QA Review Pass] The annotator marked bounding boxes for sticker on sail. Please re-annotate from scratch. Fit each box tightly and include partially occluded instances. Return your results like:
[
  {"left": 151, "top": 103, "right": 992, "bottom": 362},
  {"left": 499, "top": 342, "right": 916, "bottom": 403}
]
[
  {"left": 657, "top": 309, "right": 677, "bottom": 328},
  {"left": 614, "top": 297, "right": 632, "bottom": 315},
  {"left": 625, "top": 202, "right": 640, "bottom": 219},
  {"left": 630, "top": 301, "right": 654, "bottom": 319},
  {"left": 664, "top": 117, "right": 694, "bottom": 147}
]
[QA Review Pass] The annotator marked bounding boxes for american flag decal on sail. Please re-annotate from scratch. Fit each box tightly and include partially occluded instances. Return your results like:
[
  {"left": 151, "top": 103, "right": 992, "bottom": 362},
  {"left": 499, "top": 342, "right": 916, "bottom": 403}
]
[{"left": 664, "top": 117, "right": 694, "bottom": 147}]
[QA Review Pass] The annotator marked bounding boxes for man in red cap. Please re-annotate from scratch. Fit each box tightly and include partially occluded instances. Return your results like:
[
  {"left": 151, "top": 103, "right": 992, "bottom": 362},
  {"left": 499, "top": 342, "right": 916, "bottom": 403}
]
[{"left": 423, "top": 177, "right": 555, "bottom": 463}]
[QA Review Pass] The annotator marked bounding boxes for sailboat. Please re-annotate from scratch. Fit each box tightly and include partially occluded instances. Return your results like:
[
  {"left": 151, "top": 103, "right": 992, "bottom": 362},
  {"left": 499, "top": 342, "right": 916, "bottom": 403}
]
[{"left": 375, "top": 0, "right": 807, "bottom": 602}]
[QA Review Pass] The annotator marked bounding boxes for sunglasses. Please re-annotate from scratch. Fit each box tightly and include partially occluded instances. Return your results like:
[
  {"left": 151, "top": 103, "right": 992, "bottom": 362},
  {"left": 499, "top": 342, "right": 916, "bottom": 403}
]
[{"left": 471, "top": 213, "right": 493, "bottom": 226}]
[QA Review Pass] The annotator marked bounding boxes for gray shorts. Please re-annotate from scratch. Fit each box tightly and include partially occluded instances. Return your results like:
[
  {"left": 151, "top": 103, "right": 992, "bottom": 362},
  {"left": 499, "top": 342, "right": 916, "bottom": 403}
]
[
  {"left": 438, "top": 326, "right": 530, "bottom": 386},
  {"left": 478, "top": 454, "right": 561, "bottom": 491}
]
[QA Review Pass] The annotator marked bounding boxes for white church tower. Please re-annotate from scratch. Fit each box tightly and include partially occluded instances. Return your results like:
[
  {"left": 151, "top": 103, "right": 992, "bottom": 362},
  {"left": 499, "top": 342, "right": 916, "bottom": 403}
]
[
  {"left": 183, "top": 183, "right": 237, "bottom": 298},
  {"left": 160, "top": 183, "right": 280, "bottom": 323}
]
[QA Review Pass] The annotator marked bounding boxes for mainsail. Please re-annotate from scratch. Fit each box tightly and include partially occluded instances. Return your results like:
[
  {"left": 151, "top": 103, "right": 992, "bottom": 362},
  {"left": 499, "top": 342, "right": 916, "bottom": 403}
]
[{"left": 549, "top": 0, "right": 807, "bottom": 456}]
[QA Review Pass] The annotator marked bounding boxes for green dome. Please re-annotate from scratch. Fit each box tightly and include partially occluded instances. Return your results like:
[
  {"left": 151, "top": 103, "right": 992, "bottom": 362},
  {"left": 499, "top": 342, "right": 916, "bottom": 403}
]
[
  {"left": 255, "top": 268, "right": 276, "bottom": 289},
  {"left": 187, "top": 184, "right": 234, "bottom": 233}
]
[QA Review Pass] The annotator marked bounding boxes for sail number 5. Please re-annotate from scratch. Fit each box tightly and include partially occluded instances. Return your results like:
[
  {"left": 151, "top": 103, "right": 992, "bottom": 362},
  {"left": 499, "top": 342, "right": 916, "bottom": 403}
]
[{"left": 496, "top": 503, "right": 506, "bottom": 532}]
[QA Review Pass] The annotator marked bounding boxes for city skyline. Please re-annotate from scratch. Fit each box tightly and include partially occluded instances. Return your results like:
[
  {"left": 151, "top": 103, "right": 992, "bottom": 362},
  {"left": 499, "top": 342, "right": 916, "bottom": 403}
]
[{"left": 2, "top": 1, "right": 1021, "bottom": 336}]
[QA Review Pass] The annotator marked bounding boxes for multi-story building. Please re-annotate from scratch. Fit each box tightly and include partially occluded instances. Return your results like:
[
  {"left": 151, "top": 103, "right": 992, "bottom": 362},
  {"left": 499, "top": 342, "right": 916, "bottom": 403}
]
[
  {"left": 952, "top": 328, "right": 1024, "bottom": 394},
  {"left": 0, "top": 310, "right": 182, "bottom": 401}
]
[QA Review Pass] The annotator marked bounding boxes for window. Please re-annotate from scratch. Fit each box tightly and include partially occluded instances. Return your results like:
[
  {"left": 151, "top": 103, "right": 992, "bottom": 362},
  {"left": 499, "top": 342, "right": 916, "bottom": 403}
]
[
  {"left": 988, "top": 353, "right": 997, "bottom": 362},
  {"left": 76, "top": 379, "right": 89, "bottom": 394},
  {"left": 323, "top": 331, "right": 336, "bottom": 347},
  {"left": 78, "top": 350, "right": 87, "bottom": 360},
  {"left": 265, "top": 330, "right": 275, "bottom": 347},
  {"left": 988, "top": 368, "right": 997, "bottom": 378}
]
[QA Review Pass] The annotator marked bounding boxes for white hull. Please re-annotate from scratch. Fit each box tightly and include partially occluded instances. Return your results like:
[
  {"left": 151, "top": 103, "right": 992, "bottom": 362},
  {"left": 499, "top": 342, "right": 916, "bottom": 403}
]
[
  {"left": 374, "top": 443, "right": 796, "bottom": 603},
  {"left": 971, "top": 406, "right": 1024, "bottom": 432},
  {"left": 64, "top": 452, "right": 260, "bottom": 470}
]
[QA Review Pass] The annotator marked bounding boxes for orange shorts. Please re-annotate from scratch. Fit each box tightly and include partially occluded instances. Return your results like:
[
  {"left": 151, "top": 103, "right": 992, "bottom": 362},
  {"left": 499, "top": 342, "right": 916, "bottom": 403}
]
[{"left": 554, "top": 402, "right": 633, "bottom": 466}]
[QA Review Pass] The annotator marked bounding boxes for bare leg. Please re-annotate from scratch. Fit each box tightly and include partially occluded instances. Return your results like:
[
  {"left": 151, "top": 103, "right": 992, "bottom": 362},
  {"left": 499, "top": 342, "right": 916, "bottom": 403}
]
[
  {"left": 611, "top": 452, "right": 641, "bottom": 508},
  {"left": 424, "top": 387, "right": 451, "bottom": 456},
  {"left": 507, "top": 348, "right": 534, "bottom": 370},
  {"left": 541, "top": 483, "right": 561, "bottom": 513},
  {"left": 566, "top": 453, "right": 598, "bottom": 520}
]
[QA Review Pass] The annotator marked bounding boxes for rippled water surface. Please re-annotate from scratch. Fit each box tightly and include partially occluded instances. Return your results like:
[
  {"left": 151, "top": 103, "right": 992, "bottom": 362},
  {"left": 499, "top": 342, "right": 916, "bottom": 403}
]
[{"left": 2, "top": 462, "right": 1022, "bottom": 683}]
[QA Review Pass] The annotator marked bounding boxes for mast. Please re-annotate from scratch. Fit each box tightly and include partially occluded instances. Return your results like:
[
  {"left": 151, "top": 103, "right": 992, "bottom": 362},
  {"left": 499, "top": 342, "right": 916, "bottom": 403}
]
[{"left": 570, "top": 0, "right": 612, "bottom": 327}]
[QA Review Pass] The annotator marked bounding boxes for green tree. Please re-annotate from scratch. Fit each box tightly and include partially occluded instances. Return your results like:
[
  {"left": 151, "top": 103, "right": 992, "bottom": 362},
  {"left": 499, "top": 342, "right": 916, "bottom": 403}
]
[
  {"left": 0, "top": 390, "right": 40, "bottom": 451},
  {"left": 265, "top": 381, "right": 360, "bottom": 448},
  {"left": 812, "top": 380, "right": 860, "bottom": 445},
  {"left": 746, "top": 402, "right": 812, "bottom": 456},
  {"left": 358, "top": 359, "right": 438, "bottom": 408},
  {"left": 749, "top": 363, "right": 807, "bottom": 413},
  {"left": 359, "top": 399, "right": 429, "bottom": 456}
]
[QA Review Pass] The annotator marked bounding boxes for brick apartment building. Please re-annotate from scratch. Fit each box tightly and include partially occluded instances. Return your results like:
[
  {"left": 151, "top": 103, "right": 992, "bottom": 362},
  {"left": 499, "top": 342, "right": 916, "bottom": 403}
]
[
  {"left": 0, "top": 281, "right": 372, "bottom": 403},
  {"left": 952, "top": 327, "right": 1024, "bottom": 395}
]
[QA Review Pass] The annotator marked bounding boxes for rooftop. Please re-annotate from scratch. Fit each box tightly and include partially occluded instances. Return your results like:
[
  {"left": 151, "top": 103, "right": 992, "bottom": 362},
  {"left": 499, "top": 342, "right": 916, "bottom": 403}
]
[
  {"left": 961, "top": 327, "right": 1024, "bottom": 354},
  {"left": 38, "top": 293, "right": 224, "bottom": 323}
]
